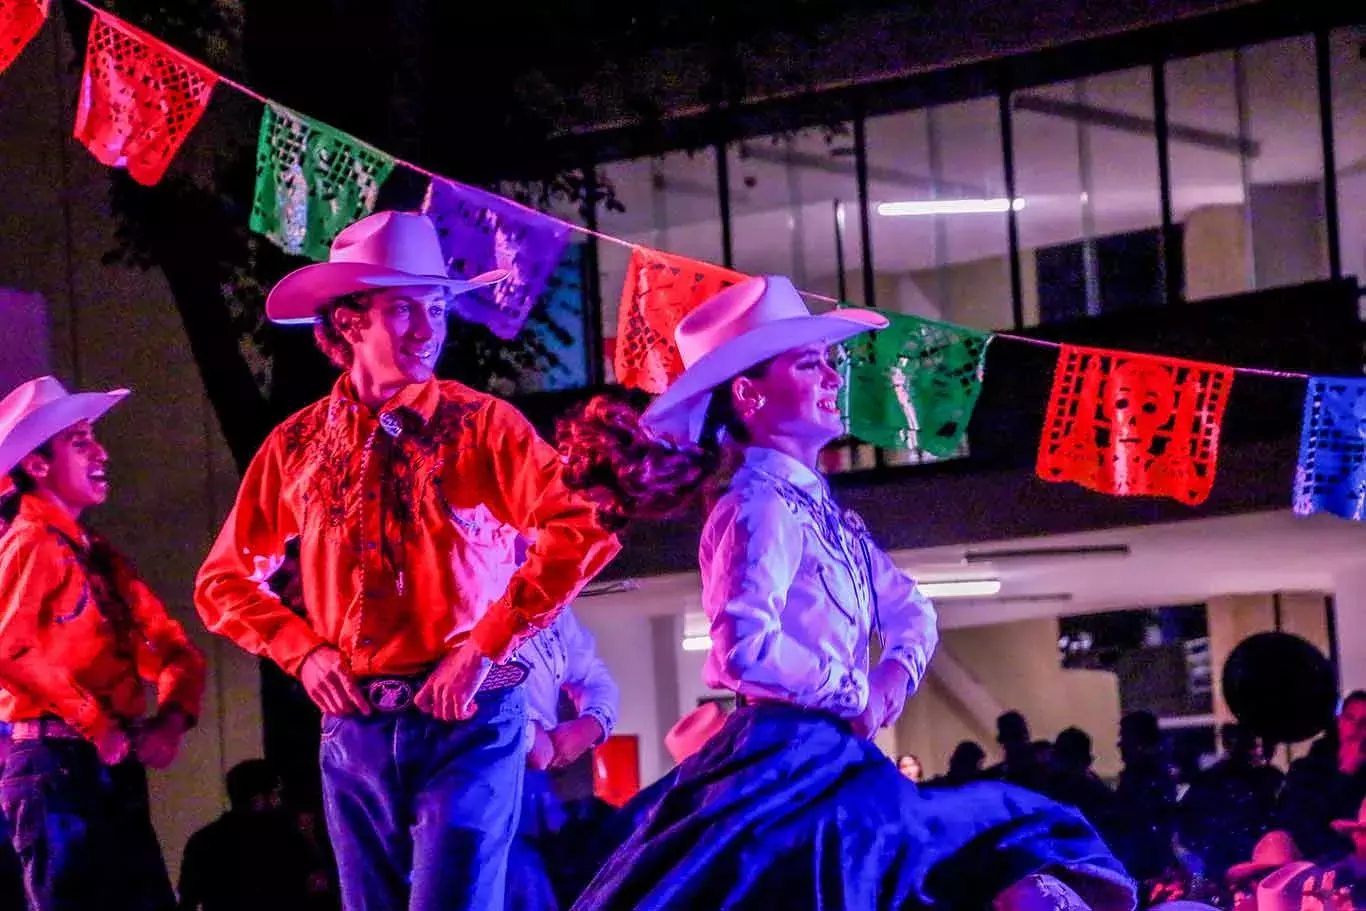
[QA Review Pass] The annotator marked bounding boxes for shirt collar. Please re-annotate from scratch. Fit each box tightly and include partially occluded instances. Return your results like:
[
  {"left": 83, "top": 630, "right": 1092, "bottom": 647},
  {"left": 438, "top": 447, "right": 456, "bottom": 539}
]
[
  {"left": 740, "top": 447, "right": 830, "bottom": 500},
  {"left": 330, "top": 375, "right": 442, "bottom": 427},
  {"left": 17, "top": 491, "right": 86, "bottom": 546}
]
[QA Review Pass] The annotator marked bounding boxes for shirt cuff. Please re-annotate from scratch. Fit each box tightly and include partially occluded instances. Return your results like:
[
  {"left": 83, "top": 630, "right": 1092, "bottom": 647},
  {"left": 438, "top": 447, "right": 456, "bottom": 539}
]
[
  {"left": 269, "top": 620, "right": 330, "bottom": 678},
  {"left": 580, "top": 708, "right": 614, "bottom": 745},
  {"left": 470, "top": 601, "right": 526, "bottom": 663},
  {"left": 882, "top": 646, "right": 928, "bottom": 693}
]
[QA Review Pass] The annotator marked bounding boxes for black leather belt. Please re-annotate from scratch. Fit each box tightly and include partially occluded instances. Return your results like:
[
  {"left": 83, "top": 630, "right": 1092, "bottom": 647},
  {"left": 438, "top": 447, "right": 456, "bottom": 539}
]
[{"left": 359, "top": 659, "right": 530, "bottom": 714}]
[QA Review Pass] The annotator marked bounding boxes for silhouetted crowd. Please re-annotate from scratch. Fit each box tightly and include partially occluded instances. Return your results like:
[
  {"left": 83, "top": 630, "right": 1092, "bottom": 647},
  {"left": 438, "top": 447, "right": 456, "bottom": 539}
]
[{"left": 895, "top": 697, "right": 1366, "bottom": 908}]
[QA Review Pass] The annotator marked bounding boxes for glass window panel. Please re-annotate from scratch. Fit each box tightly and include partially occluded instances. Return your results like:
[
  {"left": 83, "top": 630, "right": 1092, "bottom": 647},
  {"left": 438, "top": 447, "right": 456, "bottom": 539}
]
[
  {"left": 1332, "top": 26, "right": 1366, "bottom": 287},
  {"left": 595, "top": 148, "right": 724, "bottom": 384},
  {"left": 1241, "top": 36, "right": 1329, "bottom": 292},
  {"left": 1170, "top": 37, "right": 1328, "bottom": 300},
  {"left": 1165, "top": 50, "right": 1252, "bottom": 301},
  {"left": 725, "top": 124, "right": 862, "bottom": 305},
  {"left": 865, "top": 99, "right": 1012, "bottom": 332},
  {"left": 1013, "top": 67, "right": 1165, "bottom": 324}
]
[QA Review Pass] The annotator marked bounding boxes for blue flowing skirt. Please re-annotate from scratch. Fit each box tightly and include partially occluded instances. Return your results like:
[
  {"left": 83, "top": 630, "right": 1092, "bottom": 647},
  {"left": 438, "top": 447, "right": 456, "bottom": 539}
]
[{"left": 571, "top": 704, "right": 1136, "bottom": 911}]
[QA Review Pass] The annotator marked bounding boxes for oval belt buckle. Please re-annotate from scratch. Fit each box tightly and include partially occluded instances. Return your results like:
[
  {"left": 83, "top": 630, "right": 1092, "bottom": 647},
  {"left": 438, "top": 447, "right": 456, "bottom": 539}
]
[{"left": 367, "top": 679, "right": 414, "bottom": 712}]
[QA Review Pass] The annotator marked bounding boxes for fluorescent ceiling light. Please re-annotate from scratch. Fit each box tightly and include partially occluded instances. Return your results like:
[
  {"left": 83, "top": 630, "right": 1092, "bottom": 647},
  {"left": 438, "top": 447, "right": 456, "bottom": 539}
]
[
  {"left": 917, "top": 579, "right": 1002, "bottom": 598},
  {"left": 877, "top": 198, "right": 1025, "bottom": 216},
  {"left": 963, "top": 545, "right": 1129, "bottom": 564},
  {"left": 681, "top": 635, "right": 713, "bottom": 652}
]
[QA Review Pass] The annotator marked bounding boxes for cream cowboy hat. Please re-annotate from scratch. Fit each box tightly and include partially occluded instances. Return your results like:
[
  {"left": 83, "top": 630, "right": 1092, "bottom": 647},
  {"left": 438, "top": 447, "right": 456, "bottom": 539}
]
[
  {"left": 0, "top": 376, "right": 129, "bottom": 478},
  {"left": 1226, "top": 829, "right": 1301, "bottom": 881},
  {"left": 641, "top": 275, "right": 888, "bottom": 443},
  {"left": 1254, "top": 861, "right": 1319, "bottom": 911},
  {"left": 265, "top": 210, "right": 509, "bottom": 325},
  {"left": 664, "top": 702, "right": 728, "bottom": 765}
]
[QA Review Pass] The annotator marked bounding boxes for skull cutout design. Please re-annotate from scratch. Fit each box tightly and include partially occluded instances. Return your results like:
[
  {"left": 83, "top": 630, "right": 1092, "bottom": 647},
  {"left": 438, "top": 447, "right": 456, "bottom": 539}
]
[
  {"left": 1038, "top": 346, "right": 1233, "bottom": 505},
  {"left": 1107, "top": 360, "right": 1176, "bottom": 448}
]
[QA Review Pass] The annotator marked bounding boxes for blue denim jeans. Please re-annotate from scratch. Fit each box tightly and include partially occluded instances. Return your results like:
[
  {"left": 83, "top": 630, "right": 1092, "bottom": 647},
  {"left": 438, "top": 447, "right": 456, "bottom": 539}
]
[
  {"left": 320, "top": 687, "right": 528, "bottom": 911},
  {"left": 0, "top": 738, "right": 175, "bottom": 911}
]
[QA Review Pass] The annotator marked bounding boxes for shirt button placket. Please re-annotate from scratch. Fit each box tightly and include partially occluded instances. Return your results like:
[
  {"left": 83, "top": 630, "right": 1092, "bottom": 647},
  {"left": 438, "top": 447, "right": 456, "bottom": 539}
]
[{"left": 358, "top": 428, "right": 384, "bottom": 665}]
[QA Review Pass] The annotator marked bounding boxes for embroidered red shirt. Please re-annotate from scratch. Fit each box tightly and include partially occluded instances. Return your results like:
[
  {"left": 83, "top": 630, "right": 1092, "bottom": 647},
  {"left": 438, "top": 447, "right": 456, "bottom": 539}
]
[
  {"left": 0, "top": 492, "right": 207, "bottom": 742},
  {"left": 194, "top": 376, "right": 620, "bottom": 677}
]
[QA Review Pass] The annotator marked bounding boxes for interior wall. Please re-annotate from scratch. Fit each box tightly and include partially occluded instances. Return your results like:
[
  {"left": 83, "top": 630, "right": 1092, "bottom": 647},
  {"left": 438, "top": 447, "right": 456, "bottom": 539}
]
[
  {"left": 575, "top": 609, "right": 666, "bottom": 785},
  {"left": 897, "top": 618, "right": 1124, "bottom": 779},
  {"left": 1183, "top": 204, "right": 1252, "bottom": 300},
  {"left": 899, "top": 591, "right": 1333, "bottom": 780}
]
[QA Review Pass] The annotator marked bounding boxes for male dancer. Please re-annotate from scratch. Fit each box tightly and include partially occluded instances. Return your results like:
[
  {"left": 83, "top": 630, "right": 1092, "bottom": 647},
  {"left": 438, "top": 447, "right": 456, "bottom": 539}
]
[
  {"left": 196, "top": 211, "right": 620, "bottom": 911},
  {"left": 521, "top": 604, "right": 618, "bottom": 775},
  {"left": 0, "top": 376, "right": 206, "bottom": 910},
  {"left": 511, "top": 598, "right": 619, "bottom": 908}
]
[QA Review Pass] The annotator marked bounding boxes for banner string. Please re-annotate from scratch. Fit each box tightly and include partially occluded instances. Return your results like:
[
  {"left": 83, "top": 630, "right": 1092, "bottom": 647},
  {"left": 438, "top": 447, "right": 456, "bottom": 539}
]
[{"left": 57, "top": 0, "right": 1325, "bottom": 384}]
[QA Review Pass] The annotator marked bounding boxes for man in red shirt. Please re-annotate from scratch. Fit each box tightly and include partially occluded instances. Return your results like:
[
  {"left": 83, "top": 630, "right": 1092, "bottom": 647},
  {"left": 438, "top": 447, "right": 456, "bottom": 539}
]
[
  {"left": 0, "top": 376, "right": 206, "bottom": 910},
  {"left": 196, "top": 211, "right": 621, "bottom": 911}
]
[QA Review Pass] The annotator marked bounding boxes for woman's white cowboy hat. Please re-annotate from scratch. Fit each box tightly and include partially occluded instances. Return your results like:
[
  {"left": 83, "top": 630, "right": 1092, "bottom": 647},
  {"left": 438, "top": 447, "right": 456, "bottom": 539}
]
[
  {"left": 641, "top": 275, "right": 888, "bottom": 443},
  {"left": 1226, "top": 829, "right": 1302, "bottom": 881},
  {"left": 0, "top": 376, "right": 129, "bottom": 478},
  {"left": 265, "top": 210, "right": 509, "bottom": 325},
  {"left": 664, "top": 702, "right": 728, "bottom": 765}
]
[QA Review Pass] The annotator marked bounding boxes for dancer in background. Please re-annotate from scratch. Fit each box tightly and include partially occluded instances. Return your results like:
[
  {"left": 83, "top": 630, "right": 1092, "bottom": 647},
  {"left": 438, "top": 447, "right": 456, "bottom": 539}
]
[
  {"left": 508, "top": 597, "right": 620, "bottom": 911},
  {"left": 557, "top": 275, "right": 1137, "bottom": 911},
  {"left": 0, "top": 376, "right": 206, "bottom": 910},
  {"left": 195, "top": 211, "right": 620, "bottom": 911}
]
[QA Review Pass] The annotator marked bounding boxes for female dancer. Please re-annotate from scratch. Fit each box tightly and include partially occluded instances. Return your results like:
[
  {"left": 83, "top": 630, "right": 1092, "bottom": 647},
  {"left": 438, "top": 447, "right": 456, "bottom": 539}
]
[{"left": 556, "top": 275, "right": 1136, "bottom": 911}]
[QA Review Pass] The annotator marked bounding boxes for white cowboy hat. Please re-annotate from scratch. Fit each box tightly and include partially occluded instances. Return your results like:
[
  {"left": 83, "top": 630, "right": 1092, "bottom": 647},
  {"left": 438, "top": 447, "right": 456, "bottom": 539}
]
[
  {"left": 641, "top": 275, "right": 888, "bottom": 443},
  {"left": 664, "top": 702, "right": 728, "bottom": 765},
  {"left": 1254, "top": 861, "right": 1320, "bottom": 911},
  {"left": 1226, "top": 829, "right": 1301, "bottom": 881},
  {"left": 265, "top": 210, "right": 510, "bottom": 325},
  {"left": 0, "top": 376, "right": 129, "bottom": 478}
]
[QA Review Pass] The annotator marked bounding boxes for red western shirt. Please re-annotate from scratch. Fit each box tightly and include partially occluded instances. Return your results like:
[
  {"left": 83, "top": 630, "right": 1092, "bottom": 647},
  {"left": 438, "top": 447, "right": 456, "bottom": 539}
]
[
  {"left": 195, "top": 376, "right": 620, "bottom": 677},
  {"left": 0, "top": 492, "right": 207, "bottom": 742}
]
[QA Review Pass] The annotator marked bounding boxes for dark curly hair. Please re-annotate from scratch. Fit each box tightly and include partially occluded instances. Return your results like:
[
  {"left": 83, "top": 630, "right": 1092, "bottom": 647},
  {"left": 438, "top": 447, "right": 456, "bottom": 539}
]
[
  {"left": 2, "top": 440, "right": 54, "bottom": 526},
  {"left": 312, "top": 292, "right": 375, "bottom": 369},
  {"left": 555, "top": 361, "right": 771, "bottom": 532}
]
